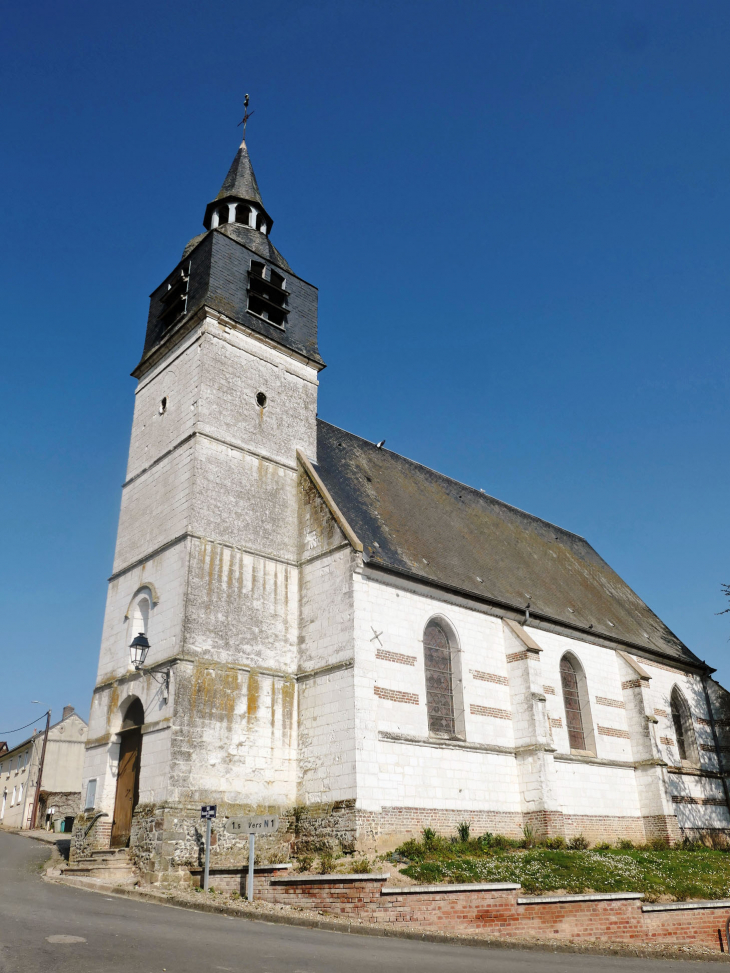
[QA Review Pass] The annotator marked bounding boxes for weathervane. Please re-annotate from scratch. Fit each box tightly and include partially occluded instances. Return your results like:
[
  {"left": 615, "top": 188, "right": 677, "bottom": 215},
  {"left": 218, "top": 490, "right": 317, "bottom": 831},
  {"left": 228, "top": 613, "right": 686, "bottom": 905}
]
[{"left": 238, "top": 93, "right": 255, "bottom": 139}]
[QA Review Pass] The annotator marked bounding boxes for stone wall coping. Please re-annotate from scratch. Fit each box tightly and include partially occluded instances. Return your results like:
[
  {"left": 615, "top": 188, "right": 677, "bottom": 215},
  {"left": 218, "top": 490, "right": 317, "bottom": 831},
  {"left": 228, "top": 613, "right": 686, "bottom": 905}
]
[
  {"left": 189, "top": 863, "right": 293, "bottom": 874},
  {"left": 270, "top": 873, "right": 389, "bottom": 884},
  {"left": 518, "top": 892, "right": 644, "bottom": 905},
  {"left": 642, "top": 899, "right": 730, "bottom": 912},
  {"left": 382, "top": 882, "right": 521, "bottom": 895}
]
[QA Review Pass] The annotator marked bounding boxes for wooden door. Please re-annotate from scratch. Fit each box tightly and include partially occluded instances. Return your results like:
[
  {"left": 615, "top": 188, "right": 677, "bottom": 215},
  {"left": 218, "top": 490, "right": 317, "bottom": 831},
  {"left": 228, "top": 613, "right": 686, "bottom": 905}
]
[{"left": 111, "top": 727, "right": 141, "bottom": 847}]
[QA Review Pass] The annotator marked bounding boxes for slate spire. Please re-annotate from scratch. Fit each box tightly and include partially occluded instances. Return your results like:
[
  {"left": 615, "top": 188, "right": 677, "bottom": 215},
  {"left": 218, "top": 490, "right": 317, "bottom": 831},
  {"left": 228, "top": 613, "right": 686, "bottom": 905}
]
[
  {"left": 215, "top": 138, "right": 264, "bottom": 207},
  {"left": 203, "top": 137, "right": 273, "bottom": 234}
]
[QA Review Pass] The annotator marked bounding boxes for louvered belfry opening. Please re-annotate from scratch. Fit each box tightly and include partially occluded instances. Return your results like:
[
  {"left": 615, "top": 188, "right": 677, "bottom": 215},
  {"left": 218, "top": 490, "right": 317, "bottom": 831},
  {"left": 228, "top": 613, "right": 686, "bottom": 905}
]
[
  {"left": 424, "top": 621, "right": 455, "bottom": 736},
  {"left": 560, "top": 656, "right": 586, "bottom": 751}
]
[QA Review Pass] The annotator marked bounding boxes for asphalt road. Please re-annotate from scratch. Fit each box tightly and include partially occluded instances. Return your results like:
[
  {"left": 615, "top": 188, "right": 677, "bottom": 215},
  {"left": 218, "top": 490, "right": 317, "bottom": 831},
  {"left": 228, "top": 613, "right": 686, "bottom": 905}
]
[{"left": 0, "top": 831, "right": 723, "bottom": 973}]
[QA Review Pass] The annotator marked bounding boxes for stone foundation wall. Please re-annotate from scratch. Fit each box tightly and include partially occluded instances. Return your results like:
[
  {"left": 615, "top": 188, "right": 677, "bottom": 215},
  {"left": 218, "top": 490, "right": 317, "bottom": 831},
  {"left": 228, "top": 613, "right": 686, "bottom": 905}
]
[
  {"left": 37, "top": 791, "right": 81, "bottom": 824},
  {"left": 70, "top": 812, "right": 112, "bottom": 862}
]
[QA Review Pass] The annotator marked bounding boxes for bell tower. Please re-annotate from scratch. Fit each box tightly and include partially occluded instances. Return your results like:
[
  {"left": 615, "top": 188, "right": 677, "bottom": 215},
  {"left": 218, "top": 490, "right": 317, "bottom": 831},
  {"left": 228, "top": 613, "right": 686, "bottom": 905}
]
[{"left": 78, "top": 130, "right": 324, "bottom": 874}]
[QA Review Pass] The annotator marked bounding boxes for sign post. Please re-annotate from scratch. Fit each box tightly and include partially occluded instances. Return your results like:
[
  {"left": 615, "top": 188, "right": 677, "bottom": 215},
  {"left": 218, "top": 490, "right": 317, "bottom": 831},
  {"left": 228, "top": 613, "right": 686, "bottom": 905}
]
[
  {"left": 224, "top": 814, "right": 279, "bottom": 902},
  {"left": 247, "top": 834, "right": 255, "bottom": 902},
  {"left": 200, "top": 805, "right": 217, "bottom": 892}
]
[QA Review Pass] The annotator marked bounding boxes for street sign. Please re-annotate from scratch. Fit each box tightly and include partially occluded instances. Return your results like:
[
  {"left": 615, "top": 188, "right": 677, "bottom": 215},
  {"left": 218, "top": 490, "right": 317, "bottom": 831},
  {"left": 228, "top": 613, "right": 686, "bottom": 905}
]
[
  {"left": 200, "top": 805, "right": 217, "bottom": 820},
  {"left": 225, "top": 814, "right": 279, "bottom": 835}
]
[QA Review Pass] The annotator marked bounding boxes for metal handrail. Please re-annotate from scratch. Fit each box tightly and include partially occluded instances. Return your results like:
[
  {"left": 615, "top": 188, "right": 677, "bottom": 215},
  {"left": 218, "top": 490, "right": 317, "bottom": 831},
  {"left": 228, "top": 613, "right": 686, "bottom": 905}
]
[{"left": 81, "top": 811, "right": 108, "bottom": 839}]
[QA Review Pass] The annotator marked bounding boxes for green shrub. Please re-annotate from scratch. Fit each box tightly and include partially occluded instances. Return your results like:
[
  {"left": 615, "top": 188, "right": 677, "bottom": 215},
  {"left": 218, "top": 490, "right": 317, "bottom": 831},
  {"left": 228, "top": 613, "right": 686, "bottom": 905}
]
[
  {"left": 457, "top": 821, "right": 471, "bottom": 843},
  {"left": 617, "top": 839, "right": 634, "bottom": 850},
  {"left": 568, "top": 834, "right": 589, "bottom": 850},
  {"left": 492, "top": 833, "right": 510, "bottom": 850},
  {"left": 422, "top": 827, "right": 437, "bottom": 849},
  {"left": 543, "top": 836, "right": 566, "bottom": 850},
  {"left": 478, "top": 832, "right": 494, "bottom": 849},
  {"left": 351, "top": 857, "right": 371, "bottom": 873},
  {"left": 296, "top": 854, "right": 314, "bottom": 873},
  {"left": 649, "top": 838, "right": 670, "bottom": 851},
  {"left": 396, "top": 839, "right": 423, "bottom": 860},
  {"left": 319, "top": 851, "right": 336, "bottom": 874},
  {"left": 594, "top": 842, "right": 611, "bottom": 851},
  {"left": 521, "top": 824, "right": 535, "bottom": 848}
]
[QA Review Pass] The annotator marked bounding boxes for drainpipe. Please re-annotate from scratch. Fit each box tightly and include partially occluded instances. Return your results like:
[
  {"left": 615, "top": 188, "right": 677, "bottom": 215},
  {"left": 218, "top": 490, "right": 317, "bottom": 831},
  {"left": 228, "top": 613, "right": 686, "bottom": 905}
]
[
  {"left": 29, "top": 710, "right": 50, "bottom": 830},
  {"left": 700, "top": 676, "right": 730, "bottom": 823}
]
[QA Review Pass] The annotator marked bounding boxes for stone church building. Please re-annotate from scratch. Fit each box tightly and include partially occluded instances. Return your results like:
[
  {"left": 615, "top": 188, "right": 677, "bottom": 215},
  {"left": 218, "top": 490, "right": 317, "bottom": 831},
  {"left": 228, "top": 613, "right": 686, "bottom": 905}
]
[{"left": 77, "top": 132, "right": 730, "bottom": 880}]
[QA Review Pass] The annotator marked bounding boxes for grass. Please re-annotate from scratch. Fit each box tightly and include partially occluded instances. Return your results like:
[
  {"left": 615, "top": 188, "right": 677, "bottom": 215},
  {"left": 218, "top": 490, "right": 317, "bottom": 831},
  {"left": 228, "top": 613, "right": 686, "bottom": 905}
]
[{"left": 393, "top": 830, "right": 730, "bottom": 902}]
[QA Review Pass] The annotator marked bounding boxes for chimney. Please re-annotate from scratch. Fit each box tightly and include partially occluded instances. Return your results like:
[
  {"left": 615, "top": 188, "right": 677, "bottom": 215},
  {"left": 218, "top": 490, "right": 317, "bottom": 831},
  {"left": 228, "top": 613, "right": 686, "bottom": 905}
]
[{"left": 62, "top": 705, "right": 75, "bottom": 720}]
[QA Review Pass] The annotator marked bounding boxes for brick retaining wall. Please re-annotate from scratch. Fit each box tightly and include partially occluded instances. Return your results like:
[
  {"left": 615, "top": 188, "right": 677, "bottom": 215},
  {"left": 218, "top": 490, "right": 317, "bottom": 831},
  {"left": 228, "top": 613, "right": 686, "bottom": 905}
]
[{"left": 231, "top": 872, "right": 730, "bottom": 951}]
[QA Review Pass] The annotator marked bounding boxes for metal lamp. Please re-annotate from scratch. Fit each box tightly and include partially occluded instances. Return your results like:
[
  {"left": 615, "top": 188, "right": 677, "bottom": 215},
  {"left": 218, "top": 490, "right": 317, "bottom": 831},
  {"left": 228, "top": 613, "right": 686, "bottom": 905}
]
[{"left": 129, "top": 632, "right": 150, "bottom": 670}]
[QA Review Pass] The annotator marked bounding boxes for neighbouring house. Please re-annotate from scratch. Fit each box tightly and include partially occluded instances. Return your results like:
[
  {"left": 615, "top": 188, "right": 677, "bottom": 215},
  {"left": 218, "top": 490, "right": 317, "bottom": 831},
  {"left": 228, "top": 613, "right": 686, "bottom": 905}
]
[
  {"left": 0, "top": 706, "right": 87, "bottom": 831},
  {"left": 75, "top": 126, "right": 730, "bottom": 884}
]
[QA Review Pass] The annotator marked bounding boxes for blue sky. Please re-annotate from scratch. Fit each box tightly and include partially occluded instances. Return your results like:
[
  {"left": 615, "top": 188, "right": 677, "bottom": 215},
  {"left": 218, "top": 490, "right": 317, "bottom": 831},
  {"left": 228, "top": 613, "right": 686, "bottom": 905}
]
[{"left": 2, "top": 0, "right": 730, "bottom": 742}]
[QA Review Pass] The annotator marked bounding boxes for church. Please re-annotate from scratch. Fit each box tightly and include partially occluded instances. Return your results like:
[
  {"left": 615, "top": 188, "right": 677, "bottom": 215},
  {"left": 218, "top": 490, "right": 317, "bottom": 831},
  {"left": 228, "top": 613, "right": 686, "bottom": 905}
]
[{"left": 75, "top": 128, "right": 730, "bottom": 882}]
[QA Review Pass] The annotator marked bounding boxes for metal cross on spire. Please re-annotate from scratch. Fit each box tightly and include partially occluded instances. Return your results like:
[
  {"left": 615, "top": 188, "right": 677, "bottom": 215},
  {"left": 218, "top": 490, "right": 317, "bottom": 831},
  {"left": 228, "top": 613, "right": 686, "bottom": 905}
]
[{"left": 238, "top": 94, "right": 255, "bottom": 140}]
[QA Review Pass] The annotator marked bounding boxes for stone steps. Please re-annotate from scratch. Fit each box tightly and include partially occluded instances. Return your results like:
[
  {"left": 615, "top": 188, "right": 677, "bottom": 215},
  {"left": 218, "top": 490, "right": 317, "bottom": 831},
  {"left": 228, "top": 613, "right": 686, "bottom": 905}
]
[{"left": 62, "top": 847, "right": 138, "bottom": 886}]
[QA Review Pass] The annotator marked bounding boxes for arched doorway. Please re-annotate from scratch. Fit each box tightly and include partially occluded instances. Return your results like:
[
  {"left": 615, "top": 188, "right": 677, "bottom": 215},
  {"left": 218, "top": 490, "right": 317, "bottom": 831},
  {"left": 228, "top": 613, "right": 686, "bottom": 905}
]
[{"left": 111, "top": 698, "right": 144, "bottom": 847}]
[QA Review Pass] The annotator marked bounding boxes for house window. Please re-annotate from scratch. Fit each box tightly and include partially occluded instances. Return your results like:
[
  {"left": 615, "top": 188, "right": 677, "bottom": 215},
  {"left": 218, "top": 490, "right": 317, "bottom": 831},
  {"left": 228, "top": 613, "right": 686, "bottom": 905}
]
[
  {"left": 18, "top": 783, "right": 23, "bottom": 804},
  {"left": 560, "top": 655, "right": 594, "bottom": 752},
  {"left": 670, "top": 687, "right": 698, "bottom": 766},
  {"left": 423, "top": 620, "right": 456, "bottom": 736},
  {"left": 247, "top": 261, "right": 289, "bottom": 328},
  {"left": 11, "top": 787, "right": 16, "bottom": 806},
  {"left": 85, "top": 778, "right": 97, "bottom": 811}
]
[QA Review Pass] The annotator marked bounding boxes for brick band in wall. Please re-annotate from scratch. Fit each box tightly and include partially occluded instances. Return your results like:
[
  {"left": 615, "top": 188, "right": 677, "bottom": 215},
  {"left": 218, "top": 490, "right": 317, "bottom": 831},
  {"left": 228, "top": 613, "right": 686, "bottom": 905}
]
[
  {"left": 700, "top": 744, "right": 716, "bottom": 752},
  {"left": 660, "top": 736, "right": 675, "bottom": 747},
  {"left": 374, "top": 686, "right": 419, "bottom": 705},
  {"left": 470, "top": 704, "right": 512, "bottom": 720},
  {"left": 596, "top": 696, "right": 625, "bottom": 709},
  {"left": 654, "top": 708, "right": 668, "bottom": 718},
  {"left": 470, "top": 670, "right": 508, "bottom": 686},
  {"left": 597, "top": 725, "right": 630, "bottom": 739},
  {"left": 549, "top": 717, "right": 562, "bottom": 728},
  {"left": 376, "top": 648, "right": 416, "bottom": 667},
  {"left": 672, "top": 795, "right": 727, "bottom": 806},
  {"left": 543, "top": 685, "right": 555, "bottom": 695},
  {"left": 506, "top": 651, "right": 528, "bottom": 663},
  {"left": 621, "top": 679, "right": 642, "bottom": 690}
]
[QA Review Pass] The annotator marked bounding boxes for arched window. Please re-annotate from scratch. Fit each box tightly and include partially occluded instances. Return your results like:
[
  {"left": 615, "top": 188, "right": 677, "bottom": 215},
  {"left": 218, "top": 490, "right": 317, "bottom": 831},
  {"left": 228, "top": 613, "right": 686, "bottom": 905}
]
[
  {"left": 670, "top": 687, "right": 698, "bottom": 765},
  {"left": 217, "top": 207, "right": 228, "bottom": 226},
  {"left": 235, "top": 203, "right": 251, "bottom": 225},
  {"left": 560, "top": 654, "right": 594, "bottom": 753},
  {"left": 424, "top": 620, "right": 457, "bottom": 737},
  {"left": 255, "top": 211, "right": 265, "bottom": 231}
]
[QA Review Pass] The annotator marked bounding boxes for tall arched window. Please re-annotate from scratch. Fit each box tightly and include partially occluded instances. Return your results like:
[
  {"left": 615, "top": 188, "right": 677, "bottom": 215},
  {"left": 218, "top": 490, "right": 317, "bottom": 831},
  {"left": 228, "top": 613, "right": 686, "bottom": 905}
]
[
  {"left": 670, "top": 687, "right": 698, "bottom": 766},
  {"left": 560, "top": 655, "right": 594, "bottom": 753},
  {"left": 424, "top": 620, "right": 456, "bottom": 737}
]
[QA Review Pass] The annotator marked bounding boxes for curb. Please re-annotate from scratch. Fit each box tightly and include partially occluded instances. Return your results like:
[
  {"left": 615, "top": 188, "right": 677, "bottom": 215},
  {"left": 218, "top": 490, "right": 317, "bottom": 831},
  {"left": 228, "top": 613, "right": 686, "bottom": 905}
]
[{"left": 44, "top": 875, "right": 730, "bottom": 962}]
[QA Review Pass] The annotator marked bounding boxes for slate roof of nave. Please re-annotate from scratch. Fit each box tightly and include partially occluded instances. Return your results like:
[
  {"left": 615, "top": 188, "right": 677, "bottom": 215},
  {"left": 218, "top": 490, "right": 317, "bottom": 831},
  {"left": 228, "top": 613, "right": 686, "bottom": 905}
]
[{"left": 313, "top": 420, "right": 707, "bottom": 671}]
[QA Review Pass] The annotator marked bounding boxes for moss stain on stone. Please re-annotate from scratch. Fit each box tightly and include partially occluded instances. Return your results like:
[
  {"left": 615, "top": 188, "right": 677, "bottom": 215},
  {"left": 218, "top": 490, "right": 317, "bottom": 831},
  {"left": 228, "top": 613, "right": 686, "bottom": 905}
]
[
  {"left": 247, "top": 670, "right": 260, "bottom": 726},
  {"left": 282, "top": 677, "right": 295, "bottom": 746}
]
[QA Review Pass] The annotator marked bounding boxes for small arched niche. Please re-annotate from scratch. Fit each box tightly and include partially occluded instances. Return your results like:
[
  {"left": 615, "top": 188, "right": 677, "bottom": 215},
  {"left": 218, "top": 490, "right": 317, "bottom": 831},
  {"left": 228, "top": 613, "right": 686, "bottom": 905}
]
[
  {"left": 560, "top": 653, "right": 596, "bottom": 754},
  {"left": 670, "top": 686, "right": 699, "bottom": 767}
]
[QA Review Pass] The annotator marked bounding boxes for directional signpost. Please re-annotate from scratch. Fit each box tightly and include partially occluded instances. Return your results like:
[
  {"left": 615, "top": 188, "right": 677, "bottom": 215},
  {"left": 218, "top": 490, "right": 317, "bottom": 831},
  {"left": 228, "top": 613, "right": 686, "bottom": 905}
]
[
  {"left": 200, "top": 805, "right": 217, "bottom": 892},
  {"left": 225, "top": 815, "right": 279, "bottom": 901}
]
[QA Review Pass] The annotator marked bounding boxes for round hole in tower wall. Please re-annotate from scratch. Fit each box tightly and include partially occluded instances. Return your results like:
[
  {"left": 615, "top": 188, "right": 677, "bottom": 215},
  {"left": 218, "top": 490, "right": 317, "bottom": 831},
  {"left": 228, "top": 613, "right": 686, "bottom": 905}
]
[{"left": 256, "top": 392, "right": 267, "bottom": 408}]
